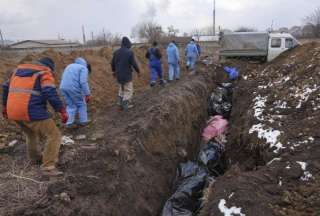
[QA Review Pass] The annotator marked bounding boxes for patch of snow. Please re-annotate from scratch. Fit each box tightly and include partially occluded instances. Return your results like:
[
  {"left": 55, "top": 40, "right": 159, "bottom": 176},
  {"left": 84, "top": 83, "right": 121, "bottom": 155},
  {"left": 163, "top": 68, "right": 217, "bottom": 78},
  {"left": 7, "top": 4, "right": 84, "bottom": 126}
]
[
  {"left": 301, "top": 171, "right": 313, "bottom": 181},
  {"left": 75, "top": 134, "right": 87, "bottom": 140},
  {"left": 267, "top": 158, "right": 281, "bottom": 166},
  {"left": 243, "top": 76, "right": 248, "bottom": 80},
  {"left": 295, "top": 85, "right": 319, "bottom": 108},
  {"left": 228, "top": 193, "right": 235, "bottom": 199},
  {"left": 278, "top": 177, "right": 283, "bottom": 186},
  {"left": 286, "top": 165, "right": 291, "bottom": 169},
  {"left": 274, "top": 101, "right": 288, "bottom": 109},
  {"left": 8, "top": 140, "right": 18, "bottom": 147},
  {"left": 296, "top": 161, "right": 307, "bottom": 170},
  {"left": 218, "top": 199, "right": 246, "bottom": 216},
  {"left": 61, "top": 136, "right": 75, "bottom": 146},
  {"left": 307, "top": 64, "right": 314, "bottom": 69},
  {"left": 296, "top": 161, "right": 314, "bottom": 181},
  {"left": 258, "top": 85, "right": 268, "bottom": 89},
  {"left": 249, "top": 124, "right": 284, "bottom": 153},
  {"left": 274, "top": 77, "right": 290, "bottom": 85},
  {"left": 253, "top": 96, "right": 268, "bottom": 121}
]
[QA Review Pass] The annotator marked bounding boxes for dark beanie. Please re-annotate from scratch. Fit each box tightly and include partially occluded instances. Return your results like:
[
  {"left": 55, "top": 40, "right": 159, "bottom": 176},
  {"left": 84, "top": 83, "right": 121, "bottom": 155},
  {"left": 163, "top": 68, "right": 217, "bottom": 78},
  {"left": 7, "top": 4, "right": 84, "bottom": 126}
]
[{"left": 39, "top": 57, "right": 55, "bottom": 71}]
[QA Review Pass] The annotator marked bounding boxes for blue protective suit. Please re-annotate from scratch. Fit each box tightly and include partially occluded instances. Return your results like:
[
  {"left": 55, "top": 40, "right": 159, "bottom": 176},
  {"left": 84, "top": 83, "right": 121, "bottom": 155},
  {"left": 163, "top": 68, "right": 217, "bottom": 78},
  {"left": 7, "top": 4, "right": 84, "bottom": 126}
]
[
  {"left": 166, "top": 43, "right": 180, "bottom": 81},
  {"left": 185, "top": 41, "right": 199, "bottom": 70},
  {"left": 224, "top": 67, "right": 240, "bottom": 80},
  {"left": 146, "top": 47, "right": 164, "bottom": 85},
  {"left": 60, "top": 58, "right": 90, "bottom": 125}
]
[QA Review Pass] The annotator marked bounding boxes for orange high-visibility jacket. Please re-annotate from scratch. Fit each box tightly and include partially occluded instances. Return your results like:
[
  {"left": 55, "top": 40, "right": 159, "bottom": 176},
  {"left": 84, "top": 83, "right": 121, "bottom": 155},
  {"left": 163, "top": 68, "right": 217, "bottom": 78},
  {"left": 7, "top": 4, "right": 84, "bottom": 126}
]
[{"left": 3, "top": 63, "right": 63, "bottom": 121}]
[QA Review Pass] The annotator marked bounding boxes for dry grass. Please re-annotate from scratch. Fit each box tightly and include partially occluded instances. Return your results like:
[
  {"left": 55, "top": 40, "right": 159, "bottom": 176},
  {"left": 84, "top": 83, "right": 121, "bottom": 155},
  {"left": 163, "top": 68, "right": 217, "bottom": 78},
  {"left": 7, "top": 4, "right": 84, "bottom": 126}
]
[{"left": 0, "top": 159, "right": 48, "bottom": 214}]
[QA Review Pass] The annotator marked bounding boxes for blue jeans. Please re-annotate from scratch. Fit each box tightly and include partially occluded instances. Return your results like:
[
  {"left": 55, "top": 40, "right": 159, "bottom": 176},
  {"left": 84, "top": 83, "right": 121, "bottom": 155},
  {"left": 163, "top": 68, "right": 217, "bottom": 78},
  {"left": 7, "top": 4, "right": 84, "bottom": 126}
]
[
  {"left": 149, "top": 61, "right": 163, "bottom": 84},
  {"left": 60, "top": 89, "right": 88, "bottom": 125},
  {"left": 186, "top": 56, "right": 197, "bottom": 70},
  {"left": 168, "top": 63, "right": 180, "bottom": 81}
]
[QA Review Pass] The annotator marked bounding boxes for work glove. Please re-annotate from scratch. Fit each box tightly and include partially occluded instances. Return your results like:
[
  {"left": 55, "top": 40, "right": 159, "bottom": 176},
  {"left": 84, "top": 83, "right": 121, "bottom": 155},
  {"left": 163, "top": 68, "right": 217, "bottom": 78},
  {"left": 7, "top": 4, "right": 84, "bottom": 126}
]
[
  {"left": 59, "top": 107, "right": 68, "bottom": 124},
  {"left": 2, "top": 107, "right": 7, "bottom": 119},
  {"left": 85, "top": 95, "right": 91, "bottom": 104}
]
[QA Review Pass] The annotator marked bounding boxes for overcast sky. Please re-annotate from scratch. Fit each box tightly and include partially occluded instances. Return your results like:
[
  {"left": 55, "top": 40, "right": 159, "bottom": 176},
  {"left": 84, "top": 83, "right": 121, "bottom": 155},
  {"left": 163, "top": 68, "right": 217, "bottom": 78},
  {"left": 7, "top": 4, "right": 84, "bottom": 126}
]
[{"left": 0, "top": 0, "right": 319, "bottom": 41}]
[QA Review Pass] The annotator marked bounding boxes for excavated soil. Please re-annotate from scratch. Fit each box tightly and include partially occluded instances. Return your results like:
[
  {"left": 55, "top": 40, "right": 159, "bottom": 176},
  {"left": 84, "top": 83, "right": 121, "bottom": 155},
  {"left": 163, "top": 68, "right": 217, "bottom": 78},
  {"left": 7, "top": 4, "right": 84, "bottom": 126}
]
[{"left": 200, "top": 43, "right": 320, "bottom": 216}]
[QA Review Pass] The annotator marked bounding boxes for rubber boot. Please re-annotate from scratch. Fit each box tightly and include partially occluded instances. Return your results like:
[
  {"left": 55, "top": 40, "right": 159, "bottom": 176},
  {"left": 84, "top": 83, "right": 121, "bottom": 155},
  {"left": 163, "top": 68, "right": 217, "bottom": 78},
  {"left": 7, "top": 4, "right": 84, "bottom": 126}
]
[
  {"left": 117, "top": 96, "right": 123, "bottom": 106},
  {"left": 150, "top": 81, "right": 156, "bottom": 87},
  {"left": 160, "top": 79, "right": 167, "bottom": 87},
  {"left": 122, "top": 100, "right": 134, "bottom": 111}
]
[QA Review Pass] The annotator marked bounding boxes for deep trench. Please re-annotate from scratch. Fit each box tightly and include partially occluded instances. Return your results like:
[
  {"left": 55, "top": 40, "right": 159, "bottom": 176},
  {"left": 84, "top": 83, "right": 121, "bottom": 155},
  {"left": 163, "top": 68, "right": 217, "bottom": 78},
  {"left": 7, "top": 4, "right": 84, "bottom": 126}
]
[{"left": 160, "top": 77, "right": 234, "bottom": 215}]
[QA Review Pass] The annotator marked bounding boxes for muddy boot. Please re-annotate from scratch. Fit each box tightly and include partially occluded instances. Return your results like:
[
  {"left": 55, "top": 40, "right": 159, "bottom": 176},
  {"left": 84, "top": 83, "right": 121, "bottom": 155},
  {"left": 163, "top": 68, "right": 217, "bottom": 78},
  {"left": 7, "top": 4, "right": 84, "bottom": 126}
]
[
  {"left": 160, "top": 80, "right": 167, "bottom": 87},
  {"left": 122, "top": 100, "right": 134, "bottom": 111},
  {"left": 150, "top": 81, "right": 156, "bottom": 87},
  {"left": 41, "top": 166, "right": 63, "bottom": 177},
  {"left": 78, "top": 120, "right": 92, "bottom": 128},
  {"left": 117, "top": 96, "right": 123, "bottom": 106},
  {"left": 30, "top": 155, "right": 42, "bottom": 166}
]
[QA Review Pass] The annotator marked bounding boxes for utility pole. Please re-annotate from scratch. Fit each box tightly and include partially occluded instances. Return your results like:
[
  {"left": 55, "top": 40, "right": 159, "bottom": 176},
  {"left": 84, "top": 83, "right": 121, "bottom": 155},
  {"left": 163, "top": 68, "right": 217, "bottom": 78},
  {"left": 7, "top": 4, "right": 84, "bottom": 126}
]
[
  {"left": 271, "top": 20, "right": 274, "bottom": 32},
  {"left": 103, "top": 28, "right": 106, "bottom": 43},
  {"left": 213, "top": 0, "right": 216, "bottom": 36},
  {"left": 0, "top": 29, "right": 4, "bottom": 48},
  {"left": 91, "top": 31, "right": 94, "bottom": 41},
  {"left": 82, "top": 25, "right": 86, "bottom": 45}
]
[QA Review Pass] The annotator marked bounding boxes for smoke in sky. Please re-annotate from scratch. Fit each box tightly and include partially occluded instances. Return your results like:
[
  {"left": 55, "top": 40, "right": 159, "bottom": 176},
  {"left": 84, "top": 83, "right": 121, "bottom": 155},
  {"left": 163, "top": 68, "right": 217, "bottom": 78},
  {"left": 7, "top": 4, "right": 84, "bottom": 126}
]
[{"left": 142, "top": 0, "right": 171, "bottom": 20}]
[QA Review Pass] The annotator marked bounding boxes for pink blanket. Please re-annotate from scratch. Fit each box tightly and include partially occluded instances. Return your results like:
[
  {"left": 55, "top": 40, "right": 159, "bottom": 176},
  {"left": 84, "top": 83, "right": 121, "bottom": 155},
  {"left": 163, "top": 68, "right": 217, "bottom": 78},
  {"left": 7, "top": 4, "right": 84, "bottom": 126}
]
[{"left": 202, "top": 115, "right": 228, "bottom": 142}]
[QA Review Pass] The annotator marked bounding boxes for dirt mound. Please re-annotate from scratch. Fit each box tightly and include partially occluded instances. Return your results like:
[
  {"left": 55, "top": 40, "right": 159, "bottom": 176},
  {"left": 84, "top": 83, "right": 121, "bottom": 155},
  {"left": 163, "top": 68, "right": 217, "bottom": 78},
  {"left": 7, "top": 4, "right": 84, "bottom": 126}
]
[{"left": 200, "top": 43, "right": 320, "bottom": 215}]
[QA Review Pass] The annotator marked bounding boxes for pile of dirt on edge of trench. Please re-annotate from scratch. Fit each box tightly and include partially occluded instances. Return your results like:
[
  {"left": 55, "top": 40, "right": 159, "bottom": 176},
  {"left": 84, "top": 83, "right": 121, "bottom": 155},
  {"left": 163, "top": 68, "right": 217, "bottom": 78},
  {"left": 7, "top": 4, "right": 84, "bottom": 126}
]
[
  {"left": 0, "top": 64, "right": 227, "bottom": 215},
  {"left": 200, "top": 42, "right": 320, "bottom": 216}
]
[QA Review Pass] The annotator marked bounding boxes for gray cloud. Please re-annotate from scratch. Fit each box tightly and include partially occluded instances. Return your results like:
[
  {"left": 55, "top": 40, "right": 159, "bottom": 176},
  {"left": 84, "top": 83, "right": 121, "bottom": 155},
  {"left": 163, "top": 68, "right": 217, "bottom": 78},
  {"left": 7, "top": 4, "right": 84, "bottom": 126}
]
[{"left": 0, "top": 0, "right": 319, "bottom": 41}]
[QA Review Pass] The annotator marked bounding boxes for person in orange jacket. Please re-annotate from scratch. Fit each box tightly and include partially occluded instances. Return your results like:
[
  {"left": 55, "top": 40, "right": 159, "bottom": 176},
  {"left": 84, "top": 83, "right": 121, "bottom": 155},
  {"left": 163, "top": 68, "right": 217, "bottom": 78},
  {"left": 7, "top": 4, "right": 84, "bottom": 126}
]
[{"left": 2, "top": 57, "right": 68, "bottom": 176}]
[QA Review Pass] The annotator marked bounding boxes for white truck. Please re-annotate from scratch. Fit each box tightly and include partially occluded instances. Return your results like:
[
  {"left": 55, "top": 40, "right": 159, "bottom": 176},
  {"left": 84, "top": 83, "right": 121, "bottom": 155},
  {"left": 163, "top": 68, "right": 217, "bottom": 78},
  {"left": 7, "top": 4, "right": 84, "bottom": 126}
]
[{"left": 219, "top": 32, "right": 300, "bottom": 62}]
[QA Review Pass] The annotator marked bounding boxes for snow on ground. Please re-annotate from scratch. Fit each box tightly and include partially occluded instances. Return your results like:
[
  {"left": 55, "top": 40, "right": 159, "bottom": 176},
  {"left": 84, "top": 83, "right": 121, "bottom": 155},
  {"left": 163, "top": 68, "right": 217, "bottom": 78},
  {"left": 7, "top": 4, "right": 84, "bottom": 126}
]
[
  {"left": 274, "top": 100, "right": 288, "bottom": 109},
  {"left": 267, "top": 157, "right": 281, "bottom": 166},
  {"left": 249, "top": 124, "right": 284, "bottom": 153},
  {"left": 218, "top": 199, "right": 246, "bottom": 216},
  {"left": 296, "top": 161, "right": 314, "bottom": 181},
  {"left": 253, "top": 95, "right": 268, "bottom": 121},
  {"left": 61, "top": 136, "right": 75, "bottom": 146},
  {"left": 294, "top": 85, "right": 319, "bottom": 108}
]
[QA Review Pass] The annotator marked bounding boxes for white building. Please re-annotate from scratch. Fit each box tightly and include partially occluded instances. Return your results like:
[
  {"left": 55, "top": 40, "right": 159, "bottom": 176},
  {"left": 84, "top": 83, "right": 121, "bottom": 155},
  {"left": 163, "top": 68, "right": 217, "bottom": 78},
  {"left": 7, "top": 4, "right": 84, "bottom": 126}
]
[{"left": 10, "top": 40, "right": 81, "bottom": 49}]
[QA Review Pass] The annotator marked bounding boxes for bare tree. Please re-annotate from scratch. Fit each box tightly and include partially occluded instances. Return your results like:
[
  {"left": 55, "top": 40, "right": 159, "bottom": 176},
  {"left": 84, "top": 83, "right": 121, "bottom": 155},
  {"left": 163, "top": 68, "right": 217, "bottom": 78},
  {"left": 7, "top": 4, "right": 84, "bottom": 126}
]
[
  {"left": 191, "top": 28, "right": 203, "bottom": 41},
  {"left": 131, "top": 21, "right": 164, "bottom": 43},
  {"left": 304, "top": 7, "right": 320, "bottom": 38},
  {"left": 234, "top": 26, "right": 258, "bottom": 32},
  {"left": 167, "top": 25, "right": 179, "bottom": 37},
  {"left": 87, "top": 30, "right": 122, "bottom": 46}
]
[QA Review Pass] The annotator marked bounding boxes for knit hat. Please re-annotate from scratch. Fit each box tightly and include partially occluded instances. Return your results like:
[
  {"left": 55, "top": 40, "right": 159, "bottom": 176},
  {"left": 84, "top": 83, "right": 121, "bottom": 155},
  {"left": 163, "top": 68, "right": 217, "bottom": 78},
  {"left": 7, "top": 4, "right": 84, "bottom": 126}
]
[{"left": 39, "top": 57, "right": 55, "bottom": 71}]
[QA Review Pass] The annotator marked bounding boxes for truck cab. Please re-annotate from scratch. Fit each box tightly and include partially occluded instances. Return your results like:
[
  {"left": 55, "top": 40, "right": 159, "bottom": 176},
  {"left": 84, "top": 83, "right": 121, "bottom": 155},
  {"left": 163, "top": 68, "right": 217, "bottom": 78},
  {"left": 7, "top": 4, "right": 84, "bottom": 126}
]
[{"left": 267, "top": 33, "right": 300, "bottom": 61}]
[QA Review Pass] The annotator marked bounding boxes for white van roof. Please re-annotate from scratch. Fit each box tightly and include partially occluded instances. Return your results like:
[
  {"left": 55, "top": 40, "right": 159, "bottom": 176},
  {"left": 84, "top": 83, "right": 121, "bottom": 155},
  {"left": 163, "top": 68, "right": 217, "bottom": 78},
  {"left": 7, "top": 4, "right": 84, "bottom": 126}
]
[{"left": 269, "top": 33, "right": 293, "bottom": 38}]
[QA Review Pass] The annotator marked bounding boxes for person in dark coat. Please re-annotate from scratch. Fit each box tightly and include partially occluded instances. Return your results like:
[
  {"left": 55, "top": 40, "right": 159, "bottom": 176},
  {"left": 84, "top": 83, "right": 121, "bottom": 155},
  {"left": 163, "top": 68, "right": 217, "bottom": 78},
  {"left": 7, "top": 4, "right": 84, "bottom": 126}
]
[{"left": 111, "top": 37, "right": 140, "bottom": 110}]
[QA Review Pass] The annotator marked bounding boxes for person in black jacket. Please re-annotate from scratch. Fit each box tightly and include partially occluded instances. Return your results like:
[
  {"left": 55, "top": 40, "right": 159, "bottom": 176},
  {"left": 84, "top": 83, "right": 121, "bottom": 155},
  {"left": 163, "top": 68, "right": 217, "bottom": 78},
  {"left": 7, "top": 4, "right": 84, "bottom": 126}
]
[
  {"left": 111, "top": 37, "right": 140, "bottom": 111},
  {"left": 146, "top": 41, "right": 165, "bottom": 87}
]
